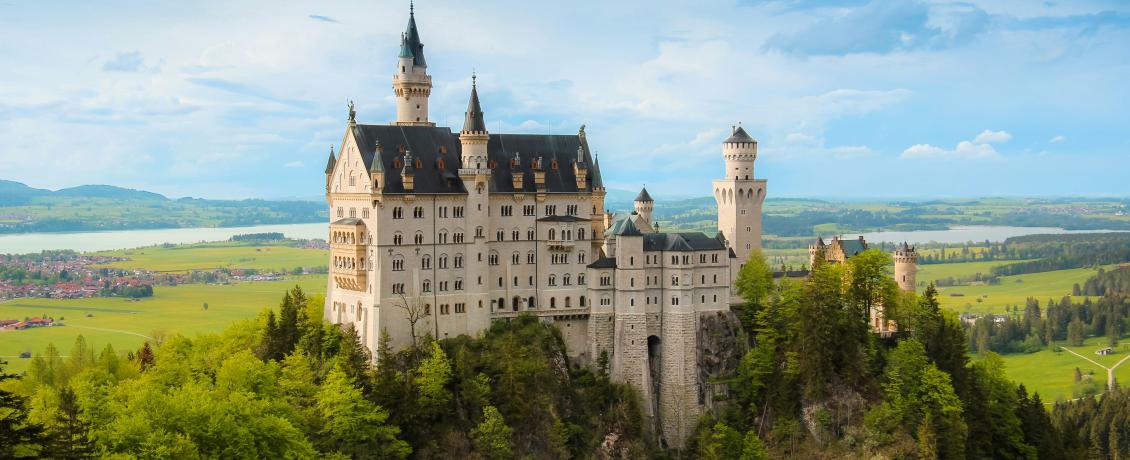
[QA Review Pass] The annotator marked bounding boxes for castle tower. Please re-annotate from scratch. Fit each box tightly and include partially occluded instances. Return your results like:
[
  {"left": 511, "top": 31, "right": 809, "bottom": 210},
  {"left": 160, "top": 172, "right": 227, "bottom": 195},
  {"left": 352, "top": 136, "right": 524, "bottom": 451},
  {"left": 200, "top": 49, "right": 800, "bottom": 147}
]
[
  {"left": 633, "top": 187, "right": 654, "bottom": 232},
  {"left": 392, "top": 4, "right": 434, "bottom": 126},
  {"left": 894, "top": 242, "right": 918, "bottom": 292},
  {"left": 712, "top": 125, "right": 766, "bottom": 267},
  {"left": 458, "top": 76, "right": 493, "bottom": 334},
  {"left": 460, "top": 74, "right": 489, "bottom": 170}
]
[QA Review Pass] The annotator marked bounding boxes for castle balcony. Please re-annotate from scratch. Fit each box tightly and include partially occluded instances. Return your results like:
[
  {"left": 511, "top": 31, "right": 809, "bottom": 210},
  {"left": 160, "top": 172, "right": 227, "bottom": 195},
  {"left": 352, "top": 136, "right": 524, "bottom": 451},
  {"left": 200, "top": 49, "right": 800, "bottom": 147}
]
[{"left": 546, "top": 239, "right": 575, "bottom": 251}]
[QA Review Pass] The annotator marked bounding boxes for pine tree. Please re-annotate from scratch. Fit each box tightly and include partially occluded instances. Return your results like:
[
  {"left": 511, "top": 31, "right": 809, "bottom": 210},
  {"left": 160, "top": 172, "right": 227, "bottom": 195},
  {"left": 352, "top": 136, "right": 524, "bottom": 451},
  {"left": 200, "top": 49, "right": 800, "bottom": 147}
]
[
  {"left": 471, "top": 405, "right": 513, "bottom": 460},
  {"left": 42, "top": 386, "right": 93, "bottom": 458},
  {"left": 0, "top": 360, "right": 45, "bottom": 457},
  {"left": 137, "top": 342, "right": 155, "bottom": 372}
]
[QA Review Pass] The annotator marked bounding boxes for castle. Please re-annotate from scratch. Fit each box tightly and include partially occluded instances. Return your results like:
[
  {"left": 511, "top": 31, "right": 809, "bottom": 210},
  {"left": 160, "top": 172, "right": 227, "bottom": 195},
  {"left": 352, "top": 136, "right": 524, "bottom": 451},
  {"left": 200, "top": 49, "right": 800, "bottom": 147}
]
[
  {"left": 809, "top": 236, "right": 919, "bottom": 335},
  {"left": 322, "top": 6, "right": 904, "bottom": 448}
]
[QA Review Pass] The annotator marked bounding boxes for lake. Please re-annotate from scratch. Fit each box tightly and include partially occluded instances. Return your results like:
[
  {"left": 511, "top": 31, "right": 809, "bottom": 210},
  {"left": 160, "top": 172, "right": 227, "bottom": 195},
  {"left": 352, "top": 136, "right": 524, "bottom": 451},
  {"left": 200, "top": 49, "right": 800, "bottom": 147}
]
[
  {"left": 0, "top": 223, "right": 326, "bottom": 254},
  {"left": 0, "top": 223, "right": 1124, "bottom": 254},
  {"left": 852, "top": 226, "right": 1124, "bottom": 245}
]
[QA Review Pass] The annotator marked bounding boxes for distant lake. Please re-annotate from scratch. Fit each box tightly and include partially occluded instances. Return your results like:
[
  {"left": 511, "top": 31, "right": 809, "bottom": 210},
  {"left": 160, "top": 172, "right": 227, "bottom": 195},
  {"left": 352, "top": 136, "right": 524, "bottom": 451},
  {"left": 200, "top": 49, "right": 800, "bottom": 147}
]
[
  {"left": 0, "top": 223, "right": 1125, "bottom": 254},
  {"left": 852, "top": 226, "right": 1125, "bottom": 245},
  {"left": 0, "top": 223, "right": 326, "bottom": 254}
]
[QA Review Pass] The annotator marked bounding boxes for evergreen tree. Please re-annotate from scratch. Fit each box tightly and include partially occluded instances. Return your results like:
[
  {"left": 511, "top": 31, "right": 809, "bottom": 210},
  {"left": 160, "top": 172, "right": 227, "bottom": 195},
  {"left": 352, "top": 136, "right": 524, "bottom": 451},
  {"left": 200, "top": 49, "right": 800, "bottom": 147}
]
[
  {"left": 0, "top": 360, "right": 45, "bottom": 457},
  {"left": 42, "top": 386, "right": 93, "bottom": 459},
  {"left": 136, "top": 342, "right": 155, "bottom": 372},
  {"left": 471, "top": 405, "right": 513, "bottom": 460},
  {"left": 414, "top": 341, "right": 453, "bottom": 419}
]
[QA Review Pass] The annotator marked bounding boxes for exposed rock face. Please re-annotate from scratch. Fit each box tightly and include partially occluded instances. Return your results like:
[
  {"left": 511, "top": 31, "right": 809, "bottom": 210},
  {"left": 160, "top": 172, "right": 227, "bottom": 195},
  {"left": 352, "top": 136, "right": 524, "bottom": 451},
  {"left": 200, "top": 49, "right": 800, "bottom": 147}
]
[{"left": 697, "top": 310, "right": 745, "bottom": 414}]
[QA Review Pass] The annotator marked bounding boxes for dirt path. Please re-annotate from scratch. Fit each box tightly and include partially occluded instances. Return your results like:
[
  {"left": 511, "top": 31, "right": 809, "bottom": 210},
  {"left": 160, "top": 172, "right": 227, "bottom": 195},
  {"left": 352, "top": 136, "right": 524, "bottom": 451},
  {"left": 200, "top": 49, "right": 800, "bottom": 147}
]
[
  {"left": 1062, "top": 347, "right": 1129, "bottom": 389},
  {"left": 66, "top": 324, "right": 154, "bottom": 341}
]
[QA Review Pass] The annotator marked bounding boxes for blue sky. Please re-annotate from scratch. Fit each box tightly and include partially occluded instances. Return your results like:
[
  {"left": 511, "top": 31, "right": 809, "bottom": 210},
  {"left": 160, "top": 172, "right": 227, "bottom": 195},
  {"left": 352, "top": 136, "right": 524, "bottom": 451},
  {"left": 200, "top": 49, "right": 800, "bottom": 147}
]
[{"left": 1, "top": 0, "right": 1128, "bottom": 199}]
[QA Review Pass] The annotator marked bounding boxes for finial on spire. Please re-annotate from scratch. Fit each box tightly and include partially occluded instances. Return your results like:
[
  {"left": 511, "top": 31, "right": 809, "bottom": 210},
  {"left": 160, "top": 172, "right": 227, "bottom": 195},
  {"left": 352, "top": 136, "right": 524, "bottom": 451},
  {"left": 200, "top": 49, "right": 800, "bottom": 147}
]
[
  {"left": 410, "top": 0, "right": 414, "bottom": 15},
  {"left": 472, "top": 70, "right": 477, "bottom": 87}
]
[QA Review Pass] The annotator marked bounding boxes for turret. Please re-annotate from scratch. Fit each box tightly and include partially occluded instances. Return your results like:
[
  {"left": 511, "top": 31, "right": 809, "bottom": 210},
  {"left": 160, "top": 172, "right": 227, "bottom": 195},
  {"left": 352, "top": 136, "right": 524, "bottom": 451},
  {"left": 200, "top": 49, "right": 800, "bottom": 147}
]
[
  {"left": 633, "top": 187, "right": 654, "bottom": 231},
  {"left": 369, "top": 140, "right": 384, "bottom": 193},
  {"left": 392, "top": 4, "right": 433, "bottom": 126},
  {"left": 894, "top": 242, "right": 918, "bottom": 292},
  {"left": 459, "top": 74, "right": 489, "bottom": 171},
  {"left": 722, "top": 125, "right": 757, "bottom": 180}
]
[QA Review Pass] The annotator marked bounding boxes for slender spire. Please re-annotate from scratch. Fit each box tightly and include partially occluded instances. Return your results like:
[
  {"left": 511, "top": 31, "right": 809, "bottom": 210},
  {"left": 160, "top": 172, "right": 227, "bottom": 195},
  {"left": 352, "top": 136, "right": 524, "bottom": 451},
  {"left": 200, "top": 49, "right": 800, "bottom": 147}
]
[
  {"left": 370, "top": 141, "right": 384, "bottom": 173},
  {"left": 462, "top": 73, "right": 486, "bottom": 133},
  {"left": 324, "top": 145, "right": 336, "bottom": 174},
  {"left": 400, "top": 2, "right": 426, "bottom": 67}
]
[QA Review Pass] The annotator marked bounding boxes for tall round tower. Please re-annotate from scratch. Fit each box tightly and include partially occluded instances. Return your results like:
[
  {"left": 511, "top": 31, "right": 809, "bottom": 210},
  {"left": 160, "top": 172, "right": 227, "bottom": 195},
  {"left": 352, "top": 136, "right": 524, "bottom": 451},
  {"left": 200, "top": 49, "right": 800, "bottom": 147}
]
[
  {"left": 712, "top": 125, "right": 766, "bottom": 267},
  {"left": 392, "top": 4, "right": 434, "bottom": 126},
  {"left": 894, "top": 242, "right": 918, "bottom": 292}
]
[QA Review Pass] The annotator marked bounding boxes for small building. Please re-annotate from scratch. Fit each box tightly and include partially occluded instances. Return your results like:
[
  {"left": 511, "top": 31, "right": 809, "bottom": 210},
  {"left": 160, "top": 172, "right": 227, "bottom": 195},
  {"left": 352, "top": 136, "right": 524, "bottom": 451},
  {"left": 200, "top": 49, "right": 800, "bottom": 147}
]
[{"left": 1096, "top": 347, "right": 1114, "bottom": 356}]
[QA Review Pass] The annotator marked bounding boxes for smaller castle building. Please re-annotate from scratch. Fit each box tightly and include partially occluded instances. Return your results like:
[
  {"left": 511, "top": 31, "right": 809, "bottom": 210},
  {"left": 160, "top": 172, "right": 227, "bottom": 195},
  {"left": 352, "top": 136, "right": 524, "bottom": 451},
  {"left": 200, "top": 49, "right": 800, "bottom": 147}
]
[{"left": 809, "top": 236, "right": 918, "bottom": 335}]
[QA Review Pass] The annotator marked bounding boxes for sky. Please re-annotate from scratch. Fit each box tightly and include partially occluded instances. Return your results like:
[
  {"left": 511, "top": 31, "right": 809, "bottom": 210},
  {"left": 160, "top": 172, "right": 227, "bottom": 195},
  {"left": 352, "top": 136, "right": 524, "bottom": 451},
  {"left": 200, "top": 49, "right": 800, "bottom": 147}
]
[{"left": 1, "top": 0, "right": 1128, "bottom": 200}]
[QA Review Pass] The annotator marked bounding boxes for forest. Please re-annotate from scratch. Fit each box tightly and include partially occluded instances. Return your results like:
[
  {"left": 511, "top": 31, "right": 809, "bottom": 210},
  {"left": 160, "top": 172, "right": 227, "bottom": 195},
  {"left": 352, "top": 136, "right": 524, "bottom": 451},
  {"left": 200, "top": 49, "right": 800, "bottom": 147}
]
[{"left": 3, "top": 252, "right": 1130, "bottom": 458}]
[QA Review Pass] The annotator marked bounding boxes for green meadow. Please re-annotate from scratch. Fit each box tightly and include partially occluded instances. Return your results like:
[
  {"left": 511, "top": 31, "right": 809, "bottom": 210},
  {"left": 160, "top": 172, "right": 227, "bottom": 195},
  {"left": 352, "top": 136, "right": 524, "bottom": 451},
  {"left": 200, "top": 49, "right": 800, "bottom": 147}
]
[
  {"left": 93, "top": 242, "right": 328, "bottom": 273},
  {"left": 917, "top": 261, "right": 1105, "bottom": 314},
  {"left": 994, "top": 336, "right": 1130, "bottom": 403},
  {"left": 0, "top": 275, "right": 326, "bottom": 374}
]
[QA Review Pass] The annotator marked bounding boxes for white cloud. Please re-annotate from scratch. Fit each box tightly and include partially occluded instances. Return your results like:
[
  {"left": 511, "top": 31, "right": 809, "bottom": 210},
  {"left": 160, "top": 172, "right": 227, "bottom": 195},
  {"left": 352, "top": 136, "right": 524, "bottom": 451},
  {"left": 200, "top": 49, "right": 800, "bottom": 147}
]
[
  {"left": 1050, "top": 135, "right": 1066, "bottom": 143},
  {"left": 284, "top": 161, "right": 304, "bottom": 168},
  {"left": 973, "top": 129, "right": 1012, "bottom": 144},
  {"left": 901, "top": 140, "right": 999, "bottom": 160}
]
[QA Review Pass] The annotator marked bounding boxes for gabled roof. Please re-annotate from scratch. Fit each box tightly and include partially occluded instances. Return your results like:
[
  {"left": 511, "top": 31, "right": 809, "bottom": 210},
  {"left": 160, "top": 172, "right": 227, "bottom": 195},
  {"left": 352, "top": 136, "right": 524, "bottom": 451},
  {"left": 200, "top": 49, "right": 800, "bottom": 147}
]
[
  {"left": 724, "top": 126, "right": 754, "bottom": 144},
  {"left": 634, "top": 187, "right": 653, "bottom": 202},
  {"left": 642, "top": 232, "right": 727, "bottom": 252}
]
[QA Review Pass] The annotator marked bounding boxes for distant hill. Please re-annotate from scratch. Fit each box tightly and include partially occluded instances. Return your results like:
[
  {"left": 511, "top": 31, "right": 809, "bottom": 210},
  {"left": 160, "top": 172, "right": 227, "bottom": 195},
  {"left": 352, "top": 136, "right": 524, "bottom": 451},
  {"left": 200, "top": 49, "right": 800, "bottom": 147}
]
[
  {"left": 0, "top": 180, "right": 327, "bottom": 235},
  {"left": 0, "top": 180, "right": 51, "bottom": 205},
  {"left": 54, "top": 184, "right": 168, "bottom": 200}
]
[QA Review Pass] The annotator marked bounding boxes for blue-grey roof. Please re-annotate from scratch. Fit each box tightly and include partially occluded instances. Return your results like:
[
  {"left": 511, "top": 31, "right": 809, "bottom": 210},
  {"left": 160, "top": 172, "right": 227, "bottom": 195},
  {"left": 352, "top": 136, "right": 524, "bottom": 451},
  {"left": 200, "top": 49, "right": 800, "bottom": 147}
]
[
  {"left": 587, "top": 256, "right": 616, "bottom": 269},
  {"left": 324, "top": 147, "right": 336, "bottom": 174},
  {"left": 538, "top": 215, "right": 590, "bottom": 222},
  {"left": 607, "top": 217, "right": 642, "bottom": 236},
  {"left": 400, "top": 10, "right": 426, "bottom": 67},
  {"left": 350, "top": 124, "right": 601, "bottom": 195},
  {"left": 635, "top": 187, "right": 653, "bottom": 202},
  {"left": 724, "top": 126, "right": 754, "bottom": 144},
  {"left": 643, "top": 232, "right": 727, "bottom": 252}
]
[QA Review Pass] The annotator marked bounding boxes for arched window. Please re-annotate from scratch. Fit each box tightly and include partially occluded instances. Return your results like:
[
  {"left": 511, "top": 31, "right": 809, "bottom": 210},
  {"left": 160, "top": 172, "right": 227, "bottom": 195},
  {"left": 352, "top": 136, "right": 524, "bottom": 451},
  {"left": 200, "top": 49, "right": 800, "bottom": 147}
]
[
  {"left": 565, "top": 297, "right": 572, "bottom": 308},
  {"left": 550, "top": 297, "right": 557, "bottom": 308},
  {"left": 549, "top": 228, "right": 556, "bottom": 240},
  {"left": 578, "top": 228, "right": 585, "bottom": 240},
  {"left": 528, "top": 296, "right": 536, "bottom": 309}
]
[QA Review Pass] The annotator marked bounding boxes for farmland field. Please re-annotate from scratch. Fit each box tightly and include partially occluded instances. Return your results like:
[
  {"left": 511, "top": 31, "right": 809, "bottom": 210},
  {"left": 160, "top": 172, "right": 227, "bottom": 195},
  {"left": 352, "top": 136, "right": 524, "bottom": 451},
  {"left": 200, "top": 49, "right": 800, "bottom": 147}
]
[
  {"left": 0, "top": 274, "right": 326, "bottom": 373},
  {"left": 93, "top": 242, "right": 328, "bottom": 273}
]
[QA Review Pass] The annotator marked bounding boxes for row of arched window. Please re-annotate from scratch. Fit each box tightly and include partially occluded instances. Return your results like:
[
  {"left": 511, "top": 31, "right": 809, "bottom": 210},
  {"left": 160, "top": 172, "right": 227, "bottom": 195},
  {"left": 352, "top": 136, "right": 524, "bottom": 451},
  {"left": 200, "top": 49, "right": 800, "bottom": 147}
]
[{"left": 491, "top": 295, "right": 586, "bottom": 311}]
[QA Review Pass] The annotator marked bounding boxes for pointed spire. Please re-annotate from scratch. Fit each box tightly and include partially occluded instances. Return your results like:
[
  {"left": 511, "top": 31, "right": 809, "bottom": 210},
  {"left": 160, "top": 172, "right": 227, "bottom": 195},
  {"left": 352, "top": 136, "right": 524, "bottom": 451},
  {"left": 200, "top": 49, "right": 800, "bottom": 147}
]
[
  {"left": 400, "top": 2, "right": 426, "bottom": 67},
  {"left": 462, "top": 73, "right": 486, "bottom": 133},
  {"left": 325, "top": 145, "right": 336, "bottom": 174},
  {"left": 591, "top": 151, "right": 604, "bottom": 189},
  {"left": 370, "top": 141, "right": 384, "bottom": 173}
]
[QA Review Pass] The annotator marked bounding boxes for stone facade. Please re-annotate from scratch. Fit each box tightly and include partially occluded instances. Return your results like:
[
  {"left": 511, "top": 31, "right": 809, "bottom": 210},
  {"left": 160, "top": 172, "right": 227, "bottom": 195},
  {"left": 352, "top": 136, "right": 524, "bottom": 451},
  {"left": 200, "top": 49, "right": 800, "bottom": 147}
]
[{"left": 323, "top": 7, "right": 765, "bottom": 450}]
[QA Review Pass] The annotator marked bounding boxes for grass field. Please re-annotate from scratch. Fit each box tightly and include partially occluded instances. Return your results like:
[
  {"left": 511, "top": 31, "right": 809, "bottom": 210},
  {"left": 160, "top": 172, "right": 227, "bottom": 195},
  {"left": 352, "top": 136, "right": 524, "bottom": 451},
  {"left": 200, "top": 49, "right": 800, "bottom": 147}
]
[
  {"left": 93, "top": 242, "right": 327, "bottom": 273},
  {"left": 996, "top": 335, "right": 1130, "bottom": 403},
  {"left": 916, "top": 261, "right": 1105, "bottom": 314},
  {"left": 0, "top": 275, "right": 326, "bottom": 374}
]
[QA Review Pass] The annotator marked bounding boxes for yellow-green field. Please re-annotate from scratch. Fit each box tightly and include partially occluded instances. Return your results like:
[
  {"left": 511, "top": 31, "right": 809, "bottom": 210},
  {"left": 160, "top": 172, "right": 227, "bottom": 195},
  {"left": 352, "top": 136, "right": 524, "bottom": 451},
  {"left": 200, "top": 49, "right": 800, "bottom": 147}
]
[
  {"left": 996, "top": 336, "right": 1130, "bottom": 403},
  {"left": 0, "top": 275, "right": 326, "bottom": 373},
  {"left": 94, "top": 242, "right": 328, "bottom": 273},
  {"left": 917, "top": 261, "right": 1105, "bottom": 314}
]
